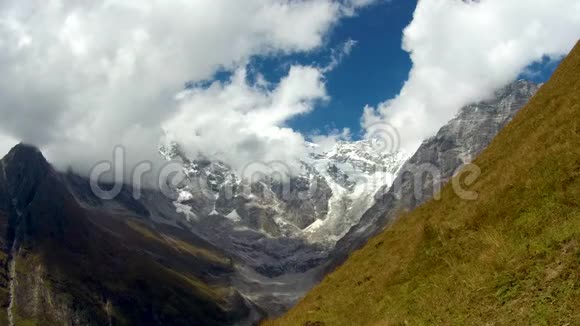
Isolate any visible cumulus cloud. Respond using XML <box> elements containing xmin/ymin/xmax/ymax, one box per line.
<box><xmin>0</xmin><ymin>0</ymin><xmax>372</xmax><ymax>175</ymax></box>
<box><xmin>363</xmin><ymin>0</ymin><xmax>580</xmax><ymax>153</ymax></box>
<box><xmin>163</xmin><ymin>65</ymin><xmax>328</xmax><ymax>174</ymax></box>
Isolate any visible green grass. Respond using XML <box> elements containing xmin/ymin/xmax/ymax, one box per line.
<box><xmin>266</xmin><ymin>42</ymin><xmax>580</xmax><ymax>326</ymax></box>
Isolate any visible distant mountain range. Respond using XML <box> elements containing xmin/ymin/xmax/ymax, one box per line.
<box><xmin>159</xmin><ymin>138</ymin><xmax>408</xmax><ymax>249</ymax></box>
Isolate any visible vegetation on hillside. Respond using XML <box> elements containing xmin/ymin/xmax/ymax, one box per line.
<box><xmin>266</xmin><ymin>42</ymin><xmax>580</xmax><ymax>325</ymax></box>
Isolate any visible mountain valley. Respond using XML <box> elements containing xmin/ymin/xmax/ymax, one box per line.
<box><xmin>0</xmin><ymin>73</ymin><xmax>544</xmax><ymax>325</ymax></box>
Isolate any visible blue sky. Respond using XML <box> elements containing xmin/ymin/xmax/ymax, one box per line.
<box><xmin>250</xmin><ymin>0</ymin><xmax>419</xmax><ymax>139</ymax></box>
<box><xmin>288</xmin><ymin>0</ymin><xmax>417</xmax><ymax>139</ymax></box>
<box><xmin>187</xmin><ymin>0</ymin><xmax>418</xmax><ymax>143</ymax></box>
<box><xmin>248</xmin><ymin>0</ymin><xmax>561</xmax><ymax>141</ymax></box>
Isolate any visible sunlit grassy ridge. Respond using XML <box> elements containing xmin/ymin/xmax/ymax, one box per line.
<box><xmin>266</xmin><ymin>42</ymin><xmax>580</xmax><ymax>326</ymax></box>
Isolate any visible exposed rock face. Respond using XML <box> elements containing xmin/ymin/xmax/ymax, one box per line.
<box><xmin>155</xmin><ymin>139</ymin><xmax>408</xmax><ymax>274</ymax></box>
<box><xmin>328</xmin><ymin>80</ymin><xmax>540</xmax><ymax>272</ymax></box>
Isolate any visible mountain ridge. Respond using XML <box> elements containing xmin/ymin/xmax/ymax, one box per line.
<box><xmin>0</xmin><ymin>144</ymin><xmax>255</xmax><ymax>325</ymax></box>
<box><xmin>324</xmin><ymin>79</ymin><xmax>540</xmax><ymax>275</ymax></box>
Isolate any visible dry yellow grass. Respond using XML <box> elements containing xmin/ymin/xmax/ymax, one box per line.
<box><xmin>126</xmin><ymin>219</ymin><xmax>230</xmax><ymax>266</ymax></box>
<box><xmin>265</xmin><ymin>41</ymin><xmax>580</xmax><ymax>326</ymax></box>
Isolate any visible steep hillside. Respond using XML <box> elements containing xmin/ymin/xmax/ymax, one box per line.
<box><xmin>0</xmin><ymin>145</ymin><xmax>252</xmax><ymax>325</ymax></box>
<box><xmin>266</xmin><ymin>42</ymin><xmax>580</xmax><ymax>325</ymax></box>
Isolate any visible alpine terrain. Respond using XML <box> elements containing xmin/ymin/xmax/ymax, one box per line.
<box><xmin>266</xmin><ymin>42</ymin><xmax>580</xmax><ymax>325</ymax></box>
<box><xmin>0</xmin><ymin>1</ymin><xmax>576</xmax><ymax>326</ymax></box>
<box><xmin>0</xmin><ymin>75</ymin><xmax>542</xmax><ymax>325</ymax></box>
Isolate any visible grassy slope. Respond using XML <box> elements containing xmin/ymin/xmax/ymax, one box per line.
<box><xmin>266</xmin><ymin>42</ymin><xmax>580</xmax><ymax>326</ymax></box>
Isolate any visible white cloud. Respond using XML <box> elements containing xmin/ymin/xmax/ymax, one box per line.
<box><xmin>163</xmin><ymin>65</ymin><xmax>328</xmax><ymax>174</ymax></box>
<box><xmin>0</xmin><ymin>0</ymin><xmax>370</xmax><ymax>173</ymax></box>
<box><xmin>308</xmin><ymin>128</ymin><xmax>352</xmax><ymax>153</ymax></box>
<box><xmin>322</xmin><ymin>39</ymin><xmax>358</xmax><ymax>73</ymax></box>
<box><xmin>363</xmin><ymin>0</ymin><xmax>580</xmax><ymax>153</ymax></box>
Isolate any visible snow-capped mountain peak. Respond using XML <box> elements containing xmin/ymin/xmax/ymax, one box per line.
<box><xmin>159</xmin><ymin>139</ymin><xmax>409</xmax><ymax>248</ymax></box>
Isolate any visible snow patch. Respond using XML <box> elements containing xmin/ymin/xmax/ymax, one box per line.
<box><xmin>226</xmin><ymin>209</ymin><xmax>242</xmax><ymax>222</ymax></box>
<box><xmin>174</xmin><ymin>202</ymin><xmax>198</xmax><ymax>222</ymax></box>
<box><xmin>177</xmin><ymin>190</ymin><xmax>193</xmax><ymax>202</ymax></box>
